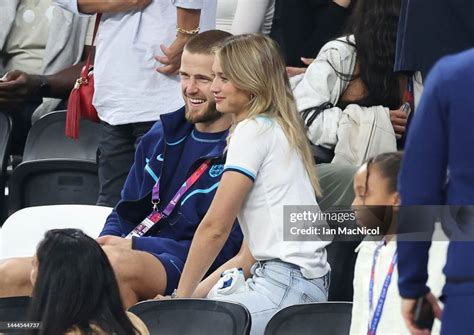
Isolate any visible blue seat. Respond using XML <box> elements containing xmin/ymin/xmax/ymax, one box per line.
<box><xmin>264</xmin><ymin>302</ymin><xmax>352</xmax><ymax>335</ymax></box>
<box><xmin>0</xmin><ymin>296</ymin><xmax>32</xmax><ymax>334</ymax></box>
<box><xmin>128</xmin><ymin>299</ymin><xmax>251</xmax><ymax>335</ymax></box>
<box><xmin>7</xmin><ymin>111</ymin><xmax>100</xmax><ymax>215</ymax></box>
<box><xmin>0</xmin><ymin>112</ymin><xmax>12</xmax><ymax>224</ymax></box>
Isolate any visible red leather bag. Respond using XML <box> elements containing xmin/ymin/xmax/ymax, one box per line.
<box><xmin>65</xmin><ymin>14</ymin><xmax>102</xmax><ymax>139</ymax></box>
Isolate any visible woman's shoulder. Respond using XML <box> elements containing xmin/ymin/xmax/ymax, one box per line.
<box><xmin>317</xmin><ymin>35</ymin><xmax>356</xmax><ymax>59</ymax></box>
<box><xmin>235</xmin><ymin>116</ymin><xmax>275</xmax><ymax>132</ymax></box>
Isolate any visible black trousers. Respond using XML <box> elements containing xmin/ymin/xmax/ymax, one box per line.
<box><xmin>97</xmin><ymin>120</ymin><xmax>155</xmax><ymax>207</ymax></box>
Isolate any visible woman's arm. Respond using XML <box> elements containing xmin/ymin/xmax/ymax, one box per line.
<box><xmin>192</xmin><ymin>240</ymin><xmax>255</xmax><ymax>298</ymax></box>
<box><xmin>176</xmin><ymin>171</ymin><xmax>253</xmax><ymax>298</ymax></box>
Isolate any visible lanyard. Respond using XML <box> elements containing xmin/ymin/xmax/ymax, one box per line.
<box><xmin>126</xmin><ymin>159</ymin><xmax>212</xmax><ymax>239</ymax></box>
<box><xmin>403</xmin><ymin>77</ymin><xmax>414</xmax><ymax>110</ymax></box>
<box><xmin>367</xmin><ymin>241</ymin><xmax>398</xmax><ymax>335</ymax></box>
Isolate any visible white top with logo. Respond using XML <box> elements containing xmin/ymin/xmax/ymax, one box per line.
<box><xmin>224</xmin><ymin>117</ymin><xmax>330</xmax><ymax>279</ymax></box>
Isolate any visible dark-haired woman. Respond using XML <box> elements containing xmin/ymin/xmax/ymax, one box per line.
<box><xmin>28</xmin><ymin>229</ymin><xmax>149</xmax><ymax>335</ymax></box>
<box><xmin>292</xmin><ymin>0</ymin><xmax>422</xmax><ymax>163</ymax></box>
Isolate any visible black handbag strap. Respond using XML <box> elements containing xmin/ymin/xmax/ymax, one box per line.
<box><xmin>301</xmin><ymin>102</ymin><xmax>334</xmax><ymax>128</ymax></box>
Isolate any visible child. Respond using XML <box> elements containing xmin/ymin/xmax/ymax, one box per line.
<box><xmin>350</xmin><ymin>152</ymin><xmax>447</xmax><ymax>335</ymax></box>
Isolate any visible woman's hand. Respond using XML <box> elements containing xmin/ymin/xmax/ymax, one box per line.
<box><xmin>286</xmin><ymin>58</ymin><xmax>314</xmax><ymax>78</ymax></box>
<box><xmin>390</xmin><ymin>103</ymin><xmax>410</xmax><ymax>139</ymax></box>
<box><xmin>154</xmin><ymin>294</ymin><xmax>172</xmax><ymax>300</ymax></box>
<box><xmin>192</xmin><ymin>241</ymin><xmax>255</xmax><ymax>298</ymax></box>
<box><xmin>176</xmin><ymin>172</ymin><xmax>253</xmax><ymax>298</ymax></box>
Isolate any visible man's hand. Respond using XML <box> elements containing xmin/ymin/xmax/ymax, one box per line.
<box><xmin>0</xmin><ymin>70</ymin><xmax>41</xmax><ymax>102</ymax></box>
<box><xmin>286</xmin><ymin>57</ymin><xmax>314</xmax><ymax>78</ymax></box>
<box><xmin>390</xmin><ymin>104</ymin><xmax>410</xmax><ymax>139</ymax></box>
<box><xmin>96</xmin><ymin>235</ymin><xmax>132</xmax><ymax>249</ymax></box>
<box><xmin>401</xmin><ymin>293</ymin><xmax>442</xmax><ymax>335</ymax></box>
<box><xmin>155</xmin><ymin>35</ymin><xmax>190</xmax><ymax>75</ymax></box>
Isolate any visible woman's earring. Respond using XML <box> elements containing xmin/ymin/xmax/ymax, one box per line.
<box><xmin>250</xmin><ymin>94</ymin><xmax>255</xmax><ymax>100</ymax></box>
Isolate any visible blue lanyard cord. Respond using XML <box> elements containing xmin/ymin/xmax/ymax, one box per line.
<box><xmin>367</xmin><ymin>241</ymin><xmax>398</xmax><ymax>335</ymax></box>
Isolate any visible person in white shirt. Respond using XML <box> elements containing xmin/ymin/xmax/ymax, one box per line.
<box><xmin>350</xmin><ymin>152</ymin><xmax>447</xmax><ymax>335</ymax></box>
<box><xmin>164</xmin><ymin>34</ymin><xmax>331</xmax><ymax>335</ymax></box>
<box><xmin>216</xmin><ymin>0</ymin><xmax>275</xmax><ymax>35</ymax></box>
<box><xmin>54</xmin><ymin>0</ymin><xmax>217</xmax><ymax>207</ymax></box>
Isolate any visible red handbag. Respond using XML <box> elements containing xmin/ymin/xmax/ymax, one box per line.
<box><xmin>65</xmin><ymin>14</ymin><xmax>102</xmax><ymax>139</ymax></box>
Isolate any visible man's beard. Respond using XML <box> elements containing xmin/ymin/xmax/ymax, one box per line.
<box><xmin>185</xmin><ymin>101</ymin><xmax>222</xmax><ymax>124</ymax></box>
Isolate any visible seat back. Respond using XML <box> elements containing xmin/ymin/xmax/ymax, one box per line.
<box><xmin>128</xmin><ymin>299</ymin><xmax>251</xmax><ymax>335</ymax></box>
<box><xmin>0</xmin><ymin>205</ymin><xmax>111</xmax><ymax>259</ymax></box>
<box><xmin>0</xmin><ymin>112</ymin><xmax>12</xmax><ymax>223</ymax></box>
<box><xmin>23</xmin><ymin>110</ymin><xmax>99</xmax><ymax>161</ymax></box>
<box><xmin>264</xmin><ymin>302</ymin><xmax>352</xmax><ymax>335</ymax></box>
<box><xmin>7</xmin><ymin>111</ymin><xmax>100</xmax><ymax>215</ymax></box>
<box><xmin>0</xmin><ymin>296</ymin><xmax>32</xmax><ymax>334</ymax></box>
<box><xmin>8</xmin><ymin>160</ymin><xmax>99</xmax><ymax>214</ymax></box>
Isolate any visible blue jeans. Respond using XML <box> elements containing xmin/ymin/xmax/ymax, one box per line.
<box><xmin>213</xmin><ymin>260</ymin><xmax>330</xmax><ymax>335</ymax></box>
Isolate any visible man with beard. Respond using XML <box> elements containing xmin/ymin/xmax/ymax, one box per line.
<box><xmin>0</xmin><ymin>30</ymin><xmax>243</xmax><ymax>308</ymax></box>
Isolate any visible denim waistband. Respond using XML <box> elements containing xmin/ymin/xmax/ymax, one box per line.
<box><xmin>254</xmin><ymin>259</ymin><xmax>302</xmax><ymax>273</ymax></box>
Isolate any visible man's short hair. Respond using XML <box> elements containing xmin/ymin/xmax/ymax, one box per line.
<box><xmin>184</xmin><ymin>30</ymin><xmax>232</xmax><ymax>55</ymax></box>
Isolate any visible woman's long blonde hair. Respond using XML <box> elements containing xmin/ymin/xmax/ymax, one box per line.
<box><xmin>216</xmin><ymin>34</ymin><xmax>321</xmax><ymax>196</ymax></box>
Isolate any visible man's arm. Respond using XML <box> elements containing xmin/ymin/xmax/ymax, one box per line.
<box><xmin>397</xmin><ymin>58</ymin><xmax>448</xmax><ymax>333</ymax></box>
<box><xmin>78</xmin><ymin>0</ymin><xmax>151</xmax><ymax>14</ymax></box>
<box><xmin>0</xmin><ymin>46</ymin><xmax>93</xmax><ymax>102</ymax></box>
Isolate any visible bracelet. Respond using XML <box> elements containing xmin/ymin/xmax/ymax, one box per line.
<box><xmin>171</xmin><ymin>289</ymin><xmax>179</xmax><ymax>299</ymax></box>
<box><xmin>176</xmin><ymin>25</ymin><xmax>200</xmax><ymax>36</ymax></box>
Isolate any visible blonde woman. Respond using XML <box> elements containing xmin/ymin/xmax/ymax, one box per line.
<box><xmin>170</xmin><ymin>34</ymin><xmax>331</xmax><ymax>334</ymax></box>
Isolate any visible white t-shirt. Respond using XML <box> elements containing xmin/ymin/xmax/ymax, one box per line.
<box><xmin>55</xmin><ymin>0</ymin><xmax>217</xmax><ymax>125</ymax></box>
<box><xmin>224</xmin><ymin>117</ymin><xmax>330</xmax><ymax>279</ymax></box>
<box><xmin>216</xmin><ymin>0</ymin><xmax>274</xmax><ymax>35</ymax></box>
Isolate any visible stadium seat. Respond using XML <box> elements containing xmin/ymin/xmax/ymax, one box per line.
<box><xmin>7</xmin><ymin>111</ymin><xmax>100</xmax><ymax>215</ymax></box>
<box><xmin>0</xmin><ymin>296</ymin><xmax>32</xmax><ymax>334</ymax></box>
<box><xmin>0</xmin><ymin>112</ymin><xmax>12</xmax><ymax>224</ymax></box>
<box><xmin>22</xmin><ymin>110</ymin><xmax>99</xmax><ymax>162</ymax></box>
<box><xmin>128</xmin><ymin>299</ymin><xmax>251</xmax><ymax>335</ymax></box>
<box><xmin>0</xmin><ymin>205</ymin><xmax>111</xmax><ymax>259</ymax></box>
<box><xmin>264</xmin><ymin>302</ymin><xmax>352</xmax><ymax>335</ymax></box>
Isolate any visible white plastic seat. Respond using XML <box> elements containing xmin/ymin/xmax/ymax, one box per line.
<box><xmin>0</xmin><ymin>205</ymin><xmax>112</xmax><ymax>259</ymax></box>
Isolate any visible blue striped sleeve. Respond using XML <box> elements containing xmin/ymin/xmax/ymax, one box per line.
<box><xmin>223</xmin><ymin>165</ymin><xmax>256</xmax><ymax>182</ymax></box>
